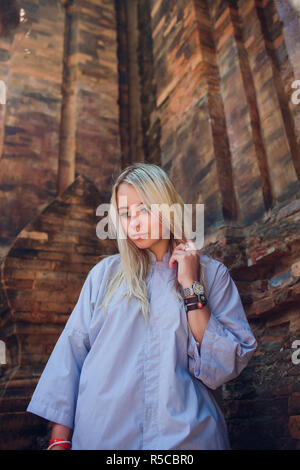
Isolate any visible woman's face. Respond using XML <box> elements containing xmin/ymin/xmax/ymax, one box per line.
<box><xmin>117</xmin><ymin>183</ymin><xmax>167</xmax><ymax>249</ymax></box>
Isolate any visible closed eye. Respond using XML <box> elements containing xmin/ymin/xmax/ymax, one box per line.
<box><xmin>120</xmin><ymin>207</ymin><xmax>149</xmax><ymax>217</ymax></box>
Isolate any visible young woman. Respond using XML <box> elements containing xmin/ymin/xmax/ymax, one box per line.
<box><xmin>27</xmin><ymin>163</ymin><xmax>257</xmax><ymax>450</ymax></box>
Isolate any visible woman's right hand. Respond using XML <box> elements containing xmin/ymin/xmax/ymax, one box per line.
<box><xmin>49</xmin><ymin>422</ymin><xmax>73</xmax><ymax>450</ymax></box>
<box><xmin>50</xmin><ymin>445</ymin><xmax>68</xmax><ymax>450</ymax></box>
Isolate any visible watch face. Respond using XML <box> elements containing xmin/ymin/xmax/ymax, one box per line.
<box><xmin>184</xmin><ymin>287</ymin><xmax>193</xmax><ymax>296</ymax></box>
<box><xmin>193</xmin><ymin>282</ymin><xmax>204</xmax><ymax>295</ymax></box>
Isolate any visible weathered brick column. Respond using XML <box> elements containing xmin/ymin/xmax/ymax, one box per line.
<box><xmin>0</xmin><ymin>175</ymin><xmax>116</xmax><ymax>450</ymax></box>
<box><xmin>203</xmin><ymin>200</ymin><xmax>300</xmax><ymax>449</ymax></box>
<box><xmin>0</xmin><ymin>0</ymin><xmax>121</xmax><ymax>260</ymax></box>
<box><xmin>142</xmin><ymin>0</ymin><xmax>300</xmax><ymax>449</ymax></box>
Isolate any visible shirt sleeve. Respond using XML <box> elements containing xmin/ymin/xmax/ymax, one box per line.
<box><xmin>187</xmin><ymin>261</ymin><xmax>257</xmax><ymax>390</ymax></box>
<box><xmin>26</xmin><ymin>267</ymin><xmax>95</xmax><ymax>429</ymax></box>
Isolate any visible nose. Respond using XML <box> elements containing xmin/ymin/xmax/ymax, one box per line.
<box><xmin>129</xmin><ymin>213</ymin><xmax>141</xmax><ymax>231</ymax></box>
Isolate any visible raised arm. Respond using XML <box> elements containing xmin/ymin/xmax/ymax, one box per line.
<box><xmin>187</xmin><ymin>261</ymin><xmax>257</xmax><ymax>390</ymax></box>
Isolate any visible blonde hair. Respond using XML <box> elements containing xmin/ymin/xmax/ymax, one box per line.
<box><xmin>98</xmin><ymin>163</ymin><xmax>207</xmax><ymax>324</ymax></box>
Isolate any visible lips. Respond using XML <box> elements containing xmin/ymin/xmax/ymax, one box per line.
<box><xmin>132</xmin><ymin>233</ymin><xmax>147</xmax><ymax>239</ymax></box>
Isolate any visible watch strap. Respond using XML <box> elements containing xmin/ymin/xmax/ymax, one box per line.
<box><xmin>183</xmin><ymin>293</ymin><xmax>208</xmax><ymax>311</ymax></box>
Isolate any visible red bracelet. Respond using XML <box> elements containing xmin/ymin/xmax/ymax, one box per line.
<box><xmin>47</xmin><ymin>438</ymin><xmax>72</xmax><ymax>450</ymax></box>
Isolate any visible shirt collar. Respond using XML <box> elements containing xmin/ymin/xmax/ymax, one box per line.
<box><xmin>148</xmin><ymin>250</ymin><xmax>172</xmax><ymax>268</ymax></box>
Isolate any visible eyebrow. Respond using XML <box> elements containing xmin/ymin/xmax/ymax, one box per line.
<box><xmin>118</xmin><ymin>202</ymin><xmax>143</xmax><ymax>211</ymax></box>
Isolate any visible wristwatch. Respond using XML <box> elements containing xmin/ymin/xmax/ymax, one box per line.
<box><xmin>183</xmin><ymin>280</ymin><xmax>205</xmax><ymax>297</ymax></box>
<box><xmin>183</xmin><ymin>281</ymin><xmax>208</xmax><ymax>311</ymax></box>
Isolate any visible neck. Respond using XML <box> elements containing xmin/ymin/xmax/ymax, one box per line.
<box><xmin>149</xmin><ymin>239</ymin><xmax>170</xmax><ymax>261</ymax></box>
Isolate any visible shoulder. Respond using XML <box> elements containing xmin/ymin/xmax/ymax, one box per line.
<box><xmin>200</xmin><ymin>254</ymin><xmax>228</xmax><ymax>272</ymax></box>
<box><xmin>89</xmin><ymin>253</ymin><xmax>121</xmax><ymax>280</ymax></box>
<box><xmin>80</xmin><ymin>253</ymin><xmax>121</xmax><ymax>304</ymax></box>
<box><xmin>199</xmin><ymin>254</ymin><xmax>229</xmax><ymax>296</ymax></box>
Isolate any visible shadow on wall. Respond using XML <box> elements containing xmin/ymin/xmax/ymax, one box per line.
<box><xmin>0</xmin><ymin>0</ymin><xmax>21</xmax><ymax>37</ymax></box>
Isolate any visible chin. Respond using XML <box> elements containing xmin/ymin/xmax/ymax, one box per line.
<box><xmin>131</xmin><ymin>237</ymin><xmax>152</xmax><ymax>248</ymax></box>
<box><xmin>132</xmin><ymin>238</ymin><xmax>149</xmax><ymax>244</ymax></box>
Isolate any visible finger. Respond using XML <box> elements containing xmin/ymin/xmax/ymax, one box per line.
<box><xmin>173</xmin><ymin>243</ymin><xmax>185</xmax><ymax>251</ymax></box>
<box><xmin>188</xmin><ymin>239</ymin><xmax>197</xmax><ymax>250</ymax></box>
<box><xmin>177</xmin><ymin>241</ymin><xmax>194</xmax><ymax>253</ymax></box>
<box><xmin>169</xmin><ymin>251</ymin><xmax>181</xmax><ymax>268</ymax></box>
<box><xmin>185</xmin><ymin>240</ymin><xmax>199</xmax><ymax>254</ymax></box>
<box><xmin>169</xmin><ymin>249</ymin><xmax>187</xmax><ymax>268</ymax></box>
<box><xmin>173</xmin><ymin>242</ymin><xmax>193</xmax><ymax>254</ymax></box>
<box><xmin>169</xmin><ymin>251</ymin><xmax>177</xmax><ymax>268</ymax></box>
<box><xmin>183</xmin><ymin>240</ymin><xmax>196</xmax><ymax>252</ymax></box>
<box><xmin>170</xmin><ymin>242</ymin><xmax>194</xmax><ymax>268</ymax></box>
<box><xmin>171</xmin><ymin>244</ymin><xmax>191</xmax><ymax>263</ymax></box>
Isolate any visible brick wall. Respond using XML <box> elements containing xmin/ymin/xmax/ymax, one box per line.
<box><xmin>0</xmin><ymin>0</ymin><xmax>121</xmax><ymax>261</ymax></box>
<box><xmin>139</xmin><ymin>0</ymin><xmax>300</xmax><ymax>449</ymax></box>
<box><xmin>0</xmin><ymin>175</ymin><xmax>116</xmax><ymax>449</ymax></box>
<box><xmin>0</xmin><ymin>0</ymin><xmax>299</xmax><ymax>450</ymax></box>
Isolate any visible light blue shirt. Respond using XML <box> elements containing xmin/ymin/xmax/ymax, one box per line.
<box><xmin>27</xmin><ymin>251</ymin><xmax>257</xmax><ymax>450</ymax></box>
